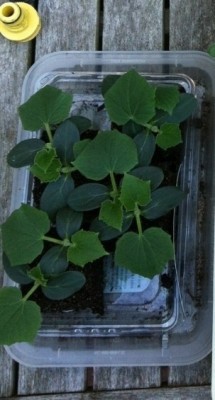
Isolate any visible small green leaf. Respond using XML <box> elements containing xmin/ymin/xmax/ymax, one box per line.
<box><xmin>40</xmin><ymin>246</ymin><xmax>68</xmax><ymax>276</ymax></box>
<box><xmin>101</xmin><ymin>75</ymin><xmax>120</xmax><ymax>96</ymax></box>
<box><xmin>99</xmin><ymin>199</ymin><xmax>123</xmax><ymax>230</ymax></box>
<box><xmin>73</xmin><ymin>139</ymin><xmax>91</xmax><ymax>158</ymax></box>
<box><xmin>42</xmin><ymin>271</ymin><xmax>86</xmax><ymax>300</ymax></box>
<box><xmin>73</xmin><ymin>131</ymin><xmax>138</xmax><ymax>180</ymax></box>
<box><xmin>90</xmin><ymin>215</ymin><xmax>133</xmax><ymax>241</ymax></box>
<box><xmin>67</xmin><ymin>230</ymin><xmax>108</xmax><ymax>267</ymax></box>
<box><xmin>120</xmin><ymin>174</ymin><xmax>151</xmax><ymax>211</ymax></box>
<box><xmin>53</xmin><ymin>119</ymin><xmax>80</xmax><ymax>163</ymax></box>
<box><xmin>157</xmin><ymin>93</ymin><xmax>198</xmax><ymax>125</ymax></box>
<box><xmin>115</xmin><ymin>228</ymin><xmax>174</xmax><ymax>278</ymax></box>
<box><xmin>208</xmin><ymin>43</ymin><xmax>215</xmax><ymax>57</ymax></box>
<box><xmin>0</xmin><ymin>287</ymin><xmax>42</xmax><ymax>345</ymax></box>
<box><xmin>7</xmin><ymin>139</ymin><xmax>45</xmax><ymax>168</ymax></box>
<box><xmin>122</xmin><ymin>120</ymin><xmax>143</xmax><ymax>137</ymax></box>
<box><xmin>56</xmin><ymin>207</ymin><xmax>83</xmax><ymax>239</ymax></box>
<box><xmin>142</xmin><ymin>186</ymin><xmax>186</xmax><ymax>219</ymax></box>
<box><xmin>104</xmin><ymin>70</ymin><xmax>156</xmax><ymax>125</ymax></box>
<box><xmin>28</xmin><ymin>265</ymin><xmax>47</xmax><ymax>286</ymax></box>
<box><xmin>130</xmin><ymin>166</ymin><xmax>164</xmax><ymax>190</ymax></box>
<box><xmin>69</xmin><ymin>116</ymin><xmax>91</xmax><ymax>134</ymax></box>
<box><xmin>155</xmin><ymin>86</ymin><xmax>180</xmax><ymax>115</ymax></box>
<box><xmin>1</xmin><ymin>204</ymin><xmax>50</xmax><ymax>266</ymax></box>
<box><xmin>156</xmin><ymin>123</ymin><xmax>182</xmax><ymax>150</ymax></box>
<box><xmin>67</xmin><ymin>183</ymin><xmax>109</xmax><ymax>211</ymax></box>
<box><xmin>3</xmin><ymin>254</ymin><xmax>33</xmax><ymax>285</ymax></box>
<box><xmin>133</xmin><ymin>132</ymin><xmax>156</xmax><ymax>166</ymax></box>
<box><xmin>30</xmin><ymin>146</ymin><xmax>62</xmax><ymax>182</ymax></box>
<box><xmin>18</xmin><ymin>85</ymin><xmax>72</xmax><ymax>131</ymax></box>
<box><xmin>40</xmin><ymin>175</ymin><xmax>74</xmax><ymax>219</ymax></box>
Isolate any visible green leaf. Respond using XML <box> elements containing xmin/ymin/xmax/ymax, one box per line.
<box><xmin>157</xmin><ymin>93</ymin><xmax>198</xmax><ymax>125</ymax></box>
<box><xmin>53</xmin><ymin>119</ymin><xmax>80</xmax><ymax>163</ymax></box>
<box><xmin>69</xmin><ymin>116</ymin><xmax>91</xmax><ymax>134</ymax></box>
<box><xmin>0</xmin><ymin>287</ymin><xmax>42</xmax><ymax>345</ymax></box>
<box><xmin>99</xmin><ymin>199</ymin><xmax>123</xmax><ymax>230</ymax></box>
<box><xmin>122</xmin><ymin>120</ymin><xmax>143</xmax><ymax>137</ymax></box>
<box><xmin>28</xmin><ymin>265</ymin><xmax>47</xmax><ymax>286</ymax></box>
<box><xmin>104</xmin><ymin>70</ymin><xmax>156</xmax><ymax>125</ymax></box>
<box><xmin>90</xmin><ymin>215</ymin><xmax>133</xmax><ymax>241</ymax></box>
<box><xmin>56</xmin><ymin>207</ymin><xmax>83</xmax><ymax>239</ymax></box>
<box><xmin>30</xmin><ymin>146</ymin><xmax>62</xmax><ymax>182</ymax></box>
<box><xmin>42</xmin><ymin>271</ymin><xmax>86</xmax><ymax>300</ymax></box>
<box><xmin>133</xmin><ymin>132</ymin><xmax>156</xmax><ymax>166</ymax></box>
<box><xmin>156</xmin><ymin>123</ymin><xmax>182</xmax><ymax>150</ymax></box>
<box><xmin>7</xmin><ymin>139</ymin><xmax>45</xmax><ymax>168</ymax></box>
<box><xmin>67</xmin><ymin>183</ymin><xmax>109</xmax><ymax>211</ymax></box>
<box><xmin>40</xmin><ymin>246</ymin><xmax>68</xmax><ymax>276</ymax></box>
<box><xmin>155</xmin><ymin>86</ymin><xmax>180</xmax><ymax>115</ymax></box>
<box><xmin>115</xmin><ymin>228</ymin><xmax>174</xmax><ymax>278</ymax></box>
<box><xmin>208</xmin><ymin>43</ymin><xmax>215</xmax><ymax>57</ymax></box>
<box><xmin>142</xmin><ymin>186</ymin><xmax>186</xmax><ymax>219</ymax></box>
<box><xmin>120</xmin><ymin>174</ymin><xmax>151</xmax><ymax>211</ymax></box>
<box><xmin>1</xmin><ymin>204</ymin><xmax>50</xmax><ymax>266</ymax></box>
<box><xmin>67</xmin><ymin>230</ymin><xmax>108</xmax><ymax>267</ymax></box>
<box><xmin>73</xmin><ymin>130</ymin><xmax>138</xmax><ymax>180</ymax></box>
<box><xmin>3</xmin><ymin>254</ymin><xmax>33</xmax><ymax>285</ymax></box>
<box><xmin>18</xmin><ymin>85</ymin><xmax>72</xmax><ymax>131</ymax></box>
<box><xmin>101</xmin><ymin>75</ymin><xmax>120</xmax><ymax>96</ymax></box>
<box><xmin>73</xmin><ymin>139</ymin><xmax>91</xmax><ymax>158</ymax></box>
<box><xmin>130</xmin><ymin>166</ymin><xmax>164</xmax><ymax>190</ymax></box>
<box><xmin>40</xmin><ymin>175</ymin><xmax>74</xmax><ymax>219</ymax></box>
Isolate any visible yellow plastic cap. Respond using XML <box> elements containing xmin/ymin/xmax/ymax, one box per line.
<box><xmin>0</xmin><ymin>2</ymin><xmax>41</xmax><ymax>42</ymax></box>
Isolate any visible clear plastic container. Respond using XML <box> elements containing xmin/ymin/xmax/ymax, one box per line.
<box><xmin>4</xmin><ymin>51</ymin><xmax>215</xmax><ymax>367</ymax></box>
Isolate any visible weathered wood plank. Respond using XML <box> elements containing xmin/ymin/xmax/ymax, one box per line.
<box><xmin>0</xmin><ymin>1</ymin><xmax>33</xmax><ymax>396</ymax></box>
<box><xmin>2</xmin><ymin>385</ymin><xmax>212</xmax><ymax>400</ymax></box>
<box><xmin>36</xmin><ymin>0</ymin><xmax>100</xmax><ymax>57</ymax></box>
<box><xmin>18</xmin><ymin>367</ymin><xmax>87</xmax><ymax>395</ymax></box>
<box><xmin>93</xmin><ymin>367</ymin><xmax>161</xmax><ymax>390</ymax></box>
<box><xmin>168</xmin><ymin>354</ymin><xmax>211</xmax><ymax>386</ymax></box>
<box><xmin>169</xmin><ymin>0</ymin><xmax>215</xmax><ymax>50</ymax></box>
<box><xmin>102</xmin><ymin>0</ymin><xmax>164</xmax><ymax>50</ymax></box>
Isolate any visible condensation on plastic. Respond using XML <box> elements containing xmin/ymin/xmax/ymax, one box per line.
<box><xmin>4</xmin><ymin>51</ymin><xmax>215</xmax><ymax>367</ymax></box>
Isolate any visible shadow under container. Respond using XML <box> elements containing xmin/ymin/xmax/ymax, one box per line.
<box><xmin>4</xmin><ymin>50</ymin><xmax>215</xmax><ymax>367</ymax></box>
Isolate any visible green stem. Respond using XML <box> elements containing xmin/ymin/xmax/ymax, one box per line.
<box><xmin>110</xmin><ymin>171</ymin><xmax>118</xmax><ymax>196</ymax></box>
<box><xmin>61</xmin><ymin>166</ymin><xmax>77</xmax><ymax>174</ymax></box>
<box><xmin>134</xmin><ymin>204</ymin><xmax>143</xmax><ymax>236</ymax></box>
<box><xmin>23</xmin><ymin>281</ymin><xmax>41</xmax><ymax>302</ymax></box>
<box><xmin>44</xmin><ymin>122</ymin><xmax>53</xmax><ymax>144</ymax></box>
<box><xmin>43</xmin><ymin>235</ymin><xmax>64</xmax><ymax>246</ymax></box>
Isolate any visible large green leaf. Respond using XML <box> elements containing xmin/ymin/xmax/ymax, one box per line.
<box><xmin>56</xmin><ymin>207</ymin><xmax>83</xmax><ymax>239</ymax></box>
<box><xmin>73</xmin><ymin>139</ymin><xmax>91</xmax><ymax>158</ymax></box>
<box><xmin>7</xmin><ymin>139</ymin><xmax>45</xmax><ymax>168</ymax></box>
<box><xmin>1</xmin><ymin>204</ymin><xmax>50</xmax><ymax>266</ymax></box>
<box><xmin>99</xmin><ymin>199</ymin><xmax>123</xmax><ymax>230</ymax></box>
<box><xmin>67</xmin><ymin>230</ymin><xmax>108</xmax><ymax>267</ymax></box>
<box><xmin>130</xmin><ymin>166</ymin><xmax>164</xmax><ymax>190</ymax></box>
<box><xmin>40</xmin><ymin>246</ymin><xmax>68</xmax><ymax>276</ymax></box>
<box><xmin>115</xmin><ymin>228</ymin><xmax>174</xmax><ymax>278</ymax></box>
<box><xmin>142</xmin><ymin>186</ymin><xmax>186</xmax><ymax>219</ymax></box>
<box><xmin>0</xmin><ymin>287</ymin><xmax>41</xmax><ymax>345</ymax></box>
<box><xmin>133</xmin><ymin>132</ymin><xmax>156</xmax><ymax>166</ymax></box>
<box><xmin>120</xmin><ymin>174</ymin><xmax>151</xmax><ymax>211</ymax></box>
<box><xmin>53</xmin><ymin>119</ymin><xmax>80</xmax><ymax>164</ymax></box>
<box><xmin>155</xmin><ymin>86</ymin><xmax>180</xmax><ymax>114</ymax></box>
<box><xmin>73</xmin><ymin>130</ymin><xmax>138</xmax><ymax>180</ymax></box>
<box><xmin>30</xmin><ymin>146</ymin><xmax>62</xmax><ymax>182</ymax></box>
<box><xmin>42</xmin><ymin>271</ymin><xmax>86</xmax><ymax>300</ymax></box>
<box><xmin>101</xmin><ymin>75</ymin><xmax>120</xmax><ymax>96</ymax></box>
<box><xmin>156</xmin><ymin>123</ymin><xmax>182</xmax><ymax>150</ymax></box>
<box><xmin>104</xmin><ymin>70</ymin><xmax>156</xmax><ymax>125</ymax></box>
<box><xmin>90</xmin><ymin>215</ymin><xmax>133</xmax><ymax>241</ymax></box>
<box><xmin>69</xmin><ymin>116</ymin><xmax>91</xmax><ymax>134</ymax></box>
<box><xmin>3</xmin><ymin>254</ymin><xmax>33</xmax><ymax>285</ymax></box>
<box><xmin>18</xmin><ymin>85</ymin><xmax>72</xmax><ymax>131</ymax></box>
<box><xmin>67</xmin><ymin>183</ymin><xmax>109</xmax><ymax>211</ymax></box>
<box><xmin>122</xmin><ymin>120</ymin><xmax>143</xmax><ymax>137</ymax></box>
<box><xmin>40</xmin><ymin>175</ymin><xmax>74</xmax><ymax>219</ymax></box>
<box><xmin>157</xmin><ymin>93</ymin><xmax>198</xmax><ymax>125</ymax></box>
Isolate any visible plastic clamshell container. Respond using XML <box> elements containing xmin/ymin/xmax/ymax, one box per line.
<box><xmin>4</xmin><ymin>51</ymin><xmax>215</xmax><ymax>367</ymax></box>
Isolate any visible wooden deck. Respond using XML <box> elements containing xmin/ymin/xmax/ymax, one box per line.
<box><xmin>0</xmin><ymin>1</ymin><xmax>214</xmax><ymax>398</ymax></box>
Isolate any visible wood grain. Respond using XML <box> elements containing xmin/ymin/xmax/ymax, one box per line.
<box><xmin>168</xmin><ymin>354</ymin><xmax>211</xmax><ymax>386</ymax></box>
<box><xmin>169</xmin><ymin>0</ymin><xmax>215</xmax><ymax>50</ymax></box>
<box><xmin>102</xmin><ymin>0</ymin><xmax>164</xmax><ymax>50</ymax></box>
